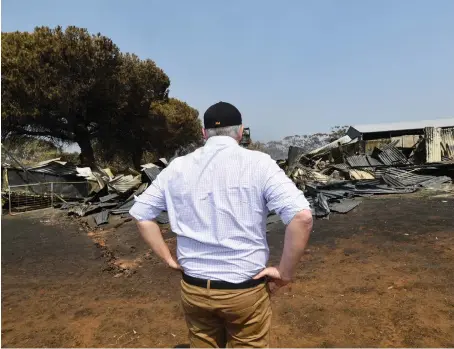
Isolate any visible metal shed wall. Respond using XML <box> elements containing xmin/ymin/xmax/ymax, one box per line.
<box><xmin>441</xmin><ymin>127</ymin><xmax>454</xmax><ymax>160</ymax></box>
<box><xmin>425</xmin><ymin>127</ymin><xmax>442</xmax><ymax>163</ymax></box>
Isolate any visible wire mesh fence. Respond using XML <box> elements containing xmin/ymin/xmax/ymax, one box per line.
<box><xmin>8</xmin><ymin>182</ymin><xmax>89</xmax><ymax>215</ymax></box>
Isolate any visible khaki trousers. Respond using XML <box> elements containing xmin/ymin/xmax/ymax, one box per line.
<box><xmin>180</xmin><ymin>280</ymin><xmax>272</xmax><ymax>348</ymax></box>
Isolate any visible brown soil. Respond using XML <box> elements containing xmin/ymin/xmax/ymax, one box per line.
<box><xmin>2</xmin><ymin>196</ymin><xmax>454</xmax><ymax>347</ymax></box>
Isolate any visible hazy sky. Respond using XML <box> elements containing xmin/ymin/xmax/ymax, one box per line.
<box><xmin>3</xmin><ymin>0</ymin><xmax>454</xmax><ymax>142</ymax></box>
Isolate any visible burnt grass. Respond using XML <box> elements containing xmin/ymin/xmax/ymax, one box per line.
<box><xmin>2</xmin><ymin>195</ymin><xmax>454</xmax><ymax>347</ymax></box>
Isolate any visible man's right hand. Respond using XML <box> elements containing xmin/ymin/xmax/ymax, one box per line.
<box><xmin>253</xmin><ymin>267</ymin><xmax>291</xmax><ymax>294</ymax></box>
<box><xmin>167</xmin><ymin>258</ymin><xmax>182</xmax><ymax>271</ymax></box>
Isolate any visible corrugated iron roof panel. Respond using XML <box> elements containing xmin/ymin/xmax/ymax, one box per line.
<box><xmin>329</xmin><ymin>199</ymin><xmax>361</xmax><ymax>213</ymax></box>
<box><xmin>346</xmin><ymin>155</ymin><xmax>383</xmax><ymax>168</ymax></box>
<box><xmin>441</xmin><ymin>127</ymin><xmax>454</xmax><ymax>160</ymax></box>
<box><xmin>109</xmin><ymin>175</ymin><xmax>141</xmax><ymax>193</ymax></box>
<box><xmin>383</xmin><ymin>168</ymin><xmax>451</xmax><ymax>188</ymax></box>
<box><xmin>331</xmin><ymin>163</ymin><xmax>350</xmax><ymax>171</ymax></box>
<box><xmin>378</xmin><ymin>143</ymin><xmax>411</xmax><ymax>165</ymax></box>
<box><xmin>99</xmin><ymin>193</ymin><xmax>119</xmax><ymax>202</ymax></box>
<box><xmin>425</xmin><ymin>127</ymin><xmax>442</xmax><ymax>163</ymax></box>
<box><xmin>307</xmin><ymin>135</ymin><xmax>354</xmax><ymax>156</ymax></box>
<box><xmin>143</xmin><ymin>166</ymin><xmax>161</xmax><ymax>182</ymax></box>
<box><xmin>94</xmin><ymin>210</ymin><xmax>110</xmax><ymax>226</ymax></box>
<box><xmin>28</xmin><ymin>162</ymin><xmax>78</xmax><ymax>176</ymax></box>
<box><xmin>351</xmin><ymin>118</ymin><xmax>454</xmax><ymax>134</ymax></box>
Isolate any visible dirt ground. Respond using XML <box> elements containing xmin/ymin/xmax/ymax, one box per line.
<box><xmin>2</xmin><ymin>195</ymin><xmax>454</xmax><ymax>347</ymax></box>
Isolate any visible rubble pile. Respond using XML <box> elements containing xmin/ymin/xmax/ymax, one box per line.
<box><xmin>5</xmin><ymin>134</ymin><xmax>452</xmax><ymax>225</ymax></box>
<box><xmin>55</xmin><ymin>137</ymin><xmax>452</xmax><ymax>226</ymax></box>
<box><xmin>57</xmin><ymin>158</ymin><xmax>170</xmax><ymax>227</ymax></box>
<box><xmin>280</xmin><ymin>139</ymin><xmax>453</xmax><ymax>219</ymax></box>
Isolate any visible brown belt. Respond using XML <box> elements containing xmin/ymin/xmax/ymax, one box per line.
<box><xmin>182</xmin><ymin>273</ymin><xmax>266</xmax><ymax>290</ymax></box>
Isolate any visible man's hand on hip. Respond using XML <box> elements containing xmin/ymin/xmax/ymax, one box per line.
<box><xmin>166</xmin><ymin>257</ymin><xmax>182</xmax><ymax>271</ymax></box>
<box><xmin>253</xmin><ymin>267</ymin><xmax>291</xmax><ymax>294</ymax></box>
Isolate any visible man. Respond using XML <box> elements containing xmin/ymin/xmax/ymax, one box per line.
<box><xmin>129</xmin><ymin>101</ymin><xmax>313</xmax><ymax>348</ymax></box>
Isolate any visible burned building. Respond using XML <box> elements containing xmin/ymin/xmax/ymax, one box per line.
<box><xmin>347</xmin><ymin>118</ymin><xmax>454</xmax><ymax>162</ymax></box>
<box><xmin>280</xmin><ymin>118</ymin><xmax>454</xmax><ymax>219</ymax></box>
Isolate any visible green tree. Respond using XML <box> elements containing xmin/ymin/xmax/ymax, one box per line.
<box><xmin>151</xmin><ymin>98</ymin><xmax>203</xmax><ymax>158</ymax></box>
<box><xmin>1</xmin><ymin>26</ymin><xmax>122</xmax><ymax>165</ymax></box>
<box><xmin>2</xmin><ymin>26</ymin><xmax>201</xmax><ymax>169</ymax></box>
<box><xmin>96</xmin><ymin>53</ymin><xmax>171</xmax><ymax>169</ymax></box>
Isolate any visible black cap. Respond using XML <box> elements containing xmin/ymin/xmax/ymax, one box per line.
<box><xmin>204</xmin><ymin>102</ymin><xmax>242</xmax><ymax>129</ymax></box>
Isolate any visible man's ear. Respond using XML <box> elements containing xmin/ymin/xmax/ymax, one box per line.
<box><xmin>202</xmin><ymin>128</ymin><xmax>208</xmax><ymax>140</ymax></box>
<box><xmin>238</xmin><ymin>125</ymin><xmax>244</xmax><ymax>140</ymax></box>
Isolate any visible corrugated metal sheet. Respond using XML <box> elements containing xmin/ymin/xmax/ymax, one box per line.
<box><xmin>94</xmin><ymin>210</ymin><xmax>110</xmax><ymax>226</ymax></box>
<box><xmin>291</xmin><ymin>167</ymin><xmax>331</xmax><ymax>183</ymax></box>
<box><xmin>109</xmin><ymin>175</ymin><xmax>141</xmax><ymax>193</ymax></box>
<box><xmin>418</xmin><ymin>176</ymin><xmax>453</xmax><ymax>188</ymax></box>
<box><xmin>329</xmin><ymin>199</ymin><xmax>361</xmax><ymax>213</ymax></box>
<box><xmin>28</xmin><ymin>162</ymin><xmax>78</xmax><ymax>176</ymax></box>
<box><xmin>60</xmin><ymin>202</ymin><xmax>78</xmax><ymax>210</ymax></box>
<box><xmin>353</xmin><ymin>186</ymin><xmax>416</xmax><ymax>194</ymax></box>
<box><xmin>383</xmin><ymin>168</ymin><xmax>451</xmax><ymax>187</ymax></box>
<box><xmin>355</xmin><ymin>179</ymin><xmax>382</xmax><ymax>187</ymax></box>
<box><xmin>349</xmin><ymin>169</ymin><xmax>375</xmax><ymax>180</ymax></box>
<box><xmin>143</xmin><ymin>166</ymin><xmax>161</xmax><ymax>182</ymax></box>
<box><xmin>307</xmin><ymin>135</ymin><xmax>354</xmax><ymax>156</ymax></box>
<box><xmin>374</xmin><ymin>168</ymin><xmax>386</xmax><ymax>178</ymax></box>
<box><xmin>331</xmin><ymin>163</ymin><xmax>350</xmax><ymax>171</ymax></box>
<box><xmin>111</xmin><ymin>200</ymin><xmax>134</xmax><ymax>215</ymax></box>
<box><xmin>111</xmin><ymin>183</ymin><xmax>148</xmax><ymax>214</ymax></box>
<box><xmin>29</xmin><ymin>158</ymin><xmax>67</xmax><ymax>168</ymax></box>
<box><xmin>314</xmin><ymin>192</ymin><xmax>330</xmax><ymax>217</ymax></box>
<box><xmin>441</xmin><ymin>127</ymin><xmax>454</xmax><ymax>160</ymax></box>
<box><xmin>346</xmin><ymin>155</ymin><xmax>383</xmax><ymax>168</ymax></box>
<box><xmin>350</xmin><ymin>118</ymin><xmax>454</xmax><ymax>134</ymax></box>
<box><xmin>425</xmin><ymin>127</ymin><xmax>442</xmax><ymax>163</ymax></box>
<box><xmin>392</xmin><ymin>135</ymin><xmax>421</xmax><ymax>148</ymax></box>
<box><xmin>99</xmin><ymin>202</ymin><xmax>117</xmax><ymax>208</ymax></box>
<box><xmin>68</xmin><ymin>203</ymin><xmax>101</xmax><ymax>217</ymax></box>
<box><xmin>365</xmin><ymin>136</ymin><xmax>420</xmax><ymax>153</ymax></box>
<box><xmin>378</xmin><ymin>143</ymin><xmax>410</xmax><ymax>165</ymax></box>
<box><xmin>99</xmin><ymin>193</ymin><xmax>119</xmax><ymax>202</ymax></box>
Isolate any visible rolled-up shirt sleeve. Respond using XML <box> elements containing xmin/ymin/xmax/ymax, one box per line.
<box><xmin>129</xmin><ymin>169</ymin><xmax>168</xmax><ymax>221</ymax></box>
<box><xmin>262</xmin><ymin>159</ymin><xmax>311</xmax><ymax>225</ymax></box>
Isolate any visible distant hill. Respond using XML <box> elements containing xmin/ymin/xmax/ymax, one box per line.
<box><xmin>258</xmin><ymin>133</ymin><xmax>331</xmax><ymax>160</ymax></box>
<box><xmin>250</xmin><ymin>126</ymin><xmax>349</xmax><ymax>160</ymax></box>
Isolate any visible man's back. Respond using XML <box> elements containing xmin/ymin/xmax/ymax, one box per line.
<box><xmin>131</xmin><ymin>135</ymin><xmax>310</xmax><ymax>283</ymax></box>
<box><xmin>165</xmin><ymin>136</ymin><xmax>272</xmax><ymax>282</ymax></box>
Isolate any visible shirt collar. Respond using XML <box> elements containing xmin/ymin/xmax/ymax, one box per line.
<box><xmin>205</xmin><ymin>136</ymin><xmax>239</xmax><ymax>147</ymax></box>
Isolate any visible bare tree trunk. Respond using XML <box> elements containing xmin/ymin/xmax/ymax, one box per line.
<box><xmin>132</xmin><ymin>147</ymin><xmax>143</xmax><ymax>171</ymax></box>
<box><xmin>75</xmin><ymin>130</ymin><xmax>96</xmax><ymax>166</ymax></box>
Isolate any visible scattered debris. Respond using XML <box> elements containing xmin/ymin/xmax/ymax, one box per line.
<box><xmin>142</xmin><ymin>165</ymin><xmax>162</xmax><ymax>182</ymax></box>
<box><xmin>55</xmin><ymin>159</ymin><xmax>170</xmax><ymax>226</ymax></box>
<box><xmin>4</xmin><ymin>120</ymin><xmax>453</xmax><ymax>224</ymax></box>
<box><xmin>99</xmin><ymin>193</ymin><xmax>119</xmax><ymax>203</ymax></box>
<box><xmin>329</xmin><ymin>199</ymin><xmax>362</xmax><ymax>214</ymax></box>
<box><xmin>281</xmin><ymin>128</ymin><xmax>453</xmax><ymax>218</ymax></box>
<box><xmin>93</xmin><ymin>210</ymin><xmax>110</xmax><ymax>226</ymax></box>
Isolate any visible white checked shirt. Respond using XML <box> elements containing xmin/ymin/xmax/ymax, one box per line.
<box><xmin>129</xmin><ymin>136</ymin><xmax>310</xmax><ymax>283</ymax></box>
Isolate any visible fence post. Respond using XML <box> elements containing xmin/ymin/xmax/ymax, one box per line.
<box><xmin>50</xmin><ymin>182</ymin><xmax>54</xmax><ymax>208</ymax></box>
<box><xmin>8</xmin><ymin>187</ymin><xmax>12</xmax><ymax>215</ymax></box>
